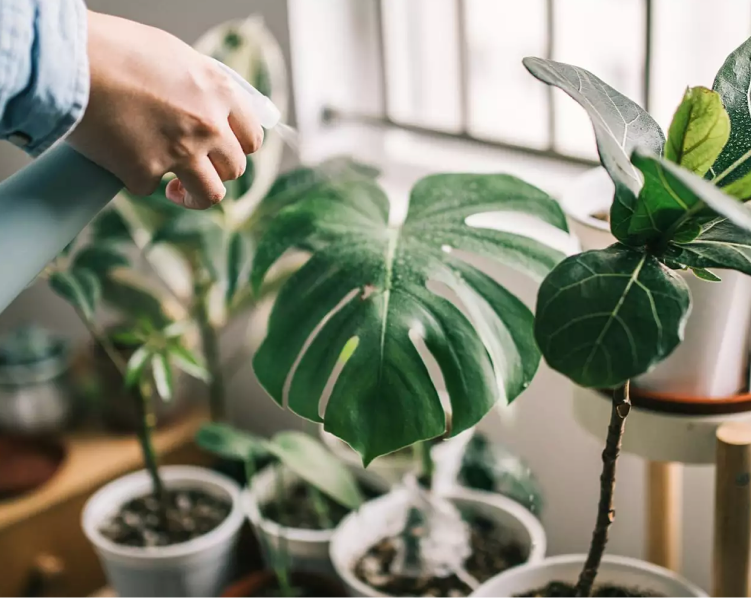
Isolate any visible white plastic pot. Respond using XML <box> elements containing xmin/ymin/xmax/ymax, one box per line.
<box><xmin>244</xmin><ymin>465</ymin><xmax>390</xmax><ymax>576</ymax></box>
<box><xmin>470</xmin><ymin>554</ymin><xmax>706</xmax><ymax>597</ymax></box>
<box><xmin>82</xmin><ymin>466</ymin><xmax>244</xmax><ymax>597</ymax></box>
<box><xmin>560</xmin><ymin>167</ymin><xmax>751</xmax><ymax>399</ymax></box>
<box><xmin>330</xmin><ymin>486</ymin><xmax>546</xmax><ymax>597</ymax></box>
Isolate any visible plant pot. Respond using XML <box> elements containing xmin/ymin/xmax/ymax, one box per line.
<box><xmin>573</xmin><ymin>385</ymin><xmax>751</xmax><ymax>464</ymax></box>
<box><xmin>469</xmin><ymin>554</ymin><xmax>706</xmax><ymax>597</ymax></box>
<box><xmin>561</xmin><ymin>167</ymin><xmax>751</xmax><ymax>399</ymax></box>
<box><xmin>244</xmin><ymin>465</ymin><xmax>389</xmax><ymax>576</ymax></box>
<box><xmin>329</xmin><ymin>486</ymin><xmax>546</xmax><ymax>597</ymax></box>
<box><xmin>223</xmin><ymin>570</ymin><xmax>347</xmax><ymax>597</ymax></box>
<box><xmin>82</xmin><ymin>466</ymin><xmax>244</xmax><ymax>597</ymax></box>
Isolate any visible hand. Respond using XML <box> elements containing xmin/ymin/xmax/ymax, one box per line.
<box><xmin>68</xmin><ymin>11</ymin><xmax>263</xmax><ymax>209</ymax></box>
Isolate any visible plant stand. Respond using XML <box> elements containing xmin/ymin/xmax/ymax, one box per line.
<box><xmin>572</xmin><ymin>386</ymin><xmax>751</xmax><ymax>593</ymax></box>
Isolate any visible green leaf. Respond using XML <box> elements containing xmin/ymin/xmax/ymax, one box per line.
<box><xmin>99</xmin><ymin>276</ymin><xmax>170</xmax><ymax>328</ymax></box>
<box><xmin>195</xmin><ymin>422</ymin><xmax>269</xmax><ymax>462</ymax></box>
<box><xmin>523</xmin><ymin>57</ymin><xmax>665</xmax><ymax>242</ymax></box>
<box><xmin>711</xmin><ymin>37</ymin><xmax>751</xmax><ymax>185</ymax></box>
<box><xmin>151</xmin><ymin>353</ymin><xmax>174</xmax><ymax>401</ymax></box>
<box><xmin>665</xmin><ymin>87</ymin><xmax>730</xmax><ymax>176</ymax></box>
<box><xmin>691</xmin><ymin>267</ymin><xmax>721</xmax><ymax>282</ymax></box>
<box><xmin>110</xmin><ymin>330</ymin><xmax>145</xmax><ymax>346</ymax></box>
<box><xmin>91</xmin><ymin>209</ymin><xmax>132</xmax><ymax>244</ymax></box>
<box><xmin>664</xmin><ymin>218</ymin><xmax>751</xmax><ymax>276</ymax></box>
<box><xmin>72</xmin><ymin>246</ymin><xmax>130</xmax><ymax>274</ymax></box>
<box><xmin>168</xmin><ymin>345</ymin><xmax>210</xmax><ymax>382</ymax></box>
<box><xmin>49</xmin><ymin>269</ymin><xmax>101</xmax><ymax>320</ymax></box>
<box><xmin>628</xmin><ymin>150</ymin><xmax>751</xmax><ymax>242</ymax></box>
<box><xmin>535</xmin><ymin>245</ymin><xmax>691</xmax><ymax>388</ymax></box>
<box><xmin>125</xmin><ymin>346</ymin><xmax>152</xmax><ymax>389</ymax></box>
<box><xmin>268</xmin><ymin>431</ymin><xmax>363</xmax><ymax>509</ymax></box>
<box><xmin>225</xmin><ymin>231</ymin><xmax>249</xmax><ymax>303</ymax></box>
<box><xmin>252</xmin><ymin>173</ymin><xmax>568</xmax><ymax>463</ymax></box>
<box><xmin>720</xmin><ymin>171</ymin><xmax>751</xmax><ymax>200</ymax></box>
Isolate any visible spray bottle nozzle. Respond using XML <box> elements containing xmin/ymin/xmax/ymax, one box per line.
<box><xmin>211</xmin><ymin>58</ymin><xmax>281</xmax><ymax>129</ymax></box>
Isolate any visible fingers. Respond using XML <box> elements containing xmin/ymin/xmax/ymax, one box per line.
<box><xmin>208</xmin><ymin>127</ymin><xmax>247</xmax><ymax>181</ymax></box>
<box><xmin>169</xmin><ymin>156</ymin><xmax>226</xmax><ymax>209</ymax></box>
<box><xmin>228</xmin><ymin>88</ymin><xmax>264</xmax><ymax>155</ymax></box>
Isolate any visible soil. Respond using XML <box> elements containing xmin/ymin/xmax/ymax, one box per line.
<box><xmin>261</xmin><ymin>480</ymin><xmax>383</xmax><ymax>530</ymax></box>
<box><xmin>517</xmin><ymin>581</ymin><xmax>660</xmax><ymax>597</ymax></box>
<box><xmin>354</xmin><ymin>514</ymin><xmax>526</xmax><ymax>597</ymax></box>
<box><xmin>98</xmin><ymin>488</ymin><xmax>232</xmax><ymax>547</ymax></box>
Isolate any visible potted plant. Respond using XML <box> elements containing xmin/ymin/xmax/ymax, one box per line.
<box><xmin>247</xmin><ymin>168</ymin><xmax>571</xmax><ymax>595</ymax></box>
<box><xmin>43</xmin><ymin>18</ymin><xmax>298</xmax><ymax>597</ymax></box>
<box><xmin>472</xmin><ymin>46</ymin><xmax>751</xmax><ymax>596</ymax></box>
<box><xmin>196</xmin><ymin>423</ymin><xmax>375</xmax><ymax>594</ymax></box>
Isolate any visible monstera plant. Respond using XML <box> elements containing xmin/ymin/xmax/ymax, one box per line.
<box><xmin>525</xmin><ymin>35</ymin><xmax>751</xmax><ymax>595</ymax></box>
<box><xmin>251</xmin><ymin>171</ymin><xmax>569</xmax><ymax>462</ymax></box>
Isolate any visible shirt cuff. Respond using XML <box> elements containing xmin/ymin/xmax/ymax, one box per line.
<box><xmin>1</xmin><ymin>0</ymin><xmax>90</xmax><ymax>156</ymax></box>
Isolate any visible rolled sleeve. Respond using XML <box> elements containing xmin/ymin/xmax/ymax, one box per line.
<box><xmin>0</xmin><ymin>0</ymin><xmax>89</xmax><ymax>156</ymax></box>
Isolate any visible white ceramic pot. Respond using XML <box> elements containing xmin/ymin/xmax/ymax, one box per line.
<box><xmin>244</xmin><ymin>465</ymin><xmax>389</xmax><ymax>576</ymax></box>
<box><xmin>330</xmin><ymin>486</ymin><xmax>546</xmax><ymax>597</ymax></box>
<box><xmin>470</xmin><ymin>554</ymin><xmax>706</xmax><ymax>597</ymax></box>
<box><xmin>561</xmin><ymin>167</ymin><xmax>751</xmax><ymax>399</ymax></box>
<box><xmin>82</xmin><ymin>466</ymin><xmax>244</xmax><ymax>597</ymax></box>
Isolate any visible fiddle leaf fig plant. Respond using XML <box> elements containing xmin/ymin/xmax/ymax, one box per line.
<box><xmin>526</xmin><ymin>34</ymin><xmax>751</xmax><ymax>595</ymax></box>
<box><xmin>251</xmin><ymin>173</ymin><xmax>569</xmax><ymax>463</ymax></box>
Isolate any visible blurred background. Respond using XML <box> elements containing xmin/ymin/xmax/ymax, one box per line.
<box><xmin>2</xmin><ymin>0</ymin><xmax>750</xmax><ymax>594</ymax></box>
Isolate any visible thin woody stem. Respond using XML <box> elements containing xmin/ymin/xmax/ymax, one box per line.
<box><xmin>575</xmin><ymin>381</ymin><xmax>631</xmax><ymax>597</ymax></box>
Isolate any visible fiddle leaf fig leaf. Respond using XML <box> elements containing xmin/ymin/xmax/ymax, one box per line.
<box><xmin>252</xmin><ymin>173</ymin><xmax>569</xmax><ymax>463</ymax></box>
<box><xmin>535</xmin><ymin>245</ymin><xmax>691</xmax><ymax>388</ymax></box>
<box><xmin>91</xmin><ymin>208</ymin><xmax>132</xmax><ymax>244</ymax></box>
<box><xmin>151</xmin><ymin>353</ymin><xmax>174</xmax><ymax>401</ymax></box>
<box><xmin>691</xmin><ymin>267</ymin><xmax>721</xmax><ymax>282</ymax></box>
<box><xmin>523</xmin><ymin>57</ymin><xmax>665</xmax><ymax>242</ymax></box>
<box><xmin>49</xmin><ymin>268</ymin><xmax>101</xmax><ymax>321</ymax></box>
<box><xmin>268</xmin><ymin>431</ymin><xmax>363</xmax><ymax>509</ymax></box>
<box><xmin>720</xmin><ymin>171</ymin><xmax>751</xmax><ymax>200</ymax></box>
<box><xmin>711</xmin><ymin>37</ymin><xmax>751</xmax><ymax>185</ymax></box>
<box><xmin>196</xmin><ymin>422</ymin><xmax>269</xmax><ymax>463</ymax></box>
<box><xmin>663</xmin><ymin>218</ymin><xmax>751</xmax><ymax>276</ymax></box>
<box><xmin>72</xmin><ymin>245</ymin><xmax>130</xmax><ymax>274</ymax></box>
<box><xmin>665</xmin><ymin>87</ymin><xmax>730</xmax><ymax>176</ymax></box>
<box><xmin>628</xmin><ymin>150</ymin><xmax>751</xmax><ymax>243</ymax></box>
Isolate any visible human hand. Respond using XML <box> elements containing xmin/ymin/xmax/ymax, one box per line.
<box><xmin>68</xmin><ymin>11</ymin><xmax>263</xmax><ymax>209</ymax></box>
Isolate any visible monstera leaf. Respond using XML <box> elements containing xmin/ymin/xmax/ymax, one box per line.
<box><xmin>523</xmin><ymin>57</ymin><xmax>665</xmax><ymax>242</ymax></box>
<box><xmin>251</xmin><ymin>172</ymin><xmax>569</xmax><ymax>463</ymax></box>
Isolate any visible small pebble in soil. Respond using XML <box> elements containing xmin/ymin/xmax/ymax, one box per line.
<box><xmin>354</xmin><ymin>515</ymin><xmax>526</xmax><ymax>597</ymax></box>
<box><xmin>98</xmin><ymin>488</ymin><xmax>231</xmax><ymax>547</ymax></box>
<box><xmin>261</xmin><ymin>480</ymin><xmax>382</xmax><ymax>530</ymax></box>
<box><xmin>516</xmin><ymin>581</ymin><xmax>661</xmax><ymax>597</ymax></box>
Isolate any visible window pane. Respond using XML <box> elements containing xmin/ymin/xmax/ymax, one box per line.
<box><xmin>466</xmin><ymin>0</ymin><xmax>549</xmax><ymax>148</ymax></box>
<box><xmin>382</xmin><ymin>0</ymin><xmax>462</xmax><ymax>131</ymax></box>
<box><xmin>553</xmin><ymin>0</ymin><xmax>646</xmax><ymax>159</ymax></box>
<box><xmin>650</xmin><ymin>0</ymin><xmax>751</xmax><ymax>132</ymax></box>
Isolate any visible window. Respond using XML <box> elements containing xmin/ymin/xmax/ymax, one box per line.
<box><xmin>290</xmin><ymin>0</ymin><xmax>751</xmax><ymax>165</ymax></box>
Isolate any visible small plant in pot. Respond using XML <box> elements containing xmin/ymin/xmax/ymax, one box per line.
<box><xmin>470</xmin><ymin>43</ymin><xmax>751</xmax><ymax>597</ymax></box>
<box><xmin>247</xmin><ymin>168</ymin><xmax>570</xmax><ymax>595</ymax></box>
<box><xmin>195</xmin><ymin>423</ymin><xmax>372</xmax><ymax>596</ymax></box>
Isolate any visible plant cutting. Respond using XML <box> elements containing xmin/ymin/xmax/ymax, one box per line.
<box><xmin>196</xmin><ymin>423</ymin><xmax>374</xmax><ymax>595</ymax></box>
<box><xmin>475</xmin><ymin>40</ymin><xmax>751</xmax><ymax>597</ymax></box>
<box><xmin>248</xmin><ymin>166</ymin><xmax>567</xmax><ymax>594</ymax></box>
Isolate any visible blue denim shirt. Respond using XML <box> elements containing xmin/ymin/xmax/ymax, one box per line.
<box><xmin>0</xmin><ymin>0</ymin><xmax>88</xmax><ymax>156</ymax></box>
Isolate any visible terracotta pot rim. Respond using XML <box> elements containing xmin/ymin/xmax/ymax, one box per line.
<box><xmin>600</xmin><ymin>386</ymin><xmax>751</xmax><ymax>416</ymax></box>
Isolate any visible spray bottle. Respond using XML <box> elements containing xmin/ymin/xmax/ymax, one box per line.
<box><xmin>0</xmin><ymin>60</ymin><xmax>282</xmax><ymax>314</ymax></box>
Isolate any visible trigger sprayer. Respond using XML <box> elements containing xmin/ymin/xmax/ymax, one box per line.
<box><xmin>0</xmin><ymin>59</ymin><xmax>281</xmax><ymax>314</ymax></box>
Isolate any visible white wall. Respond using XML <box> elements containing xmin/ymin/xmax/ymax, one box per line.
<box><xmin>0</xmin><ymin>1</ymin><xmax>717</xmax><ymax>593</ymax></box>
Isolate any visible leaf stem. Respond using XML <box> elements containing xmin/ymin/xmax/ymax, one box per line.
<box><xmin>575</xmin><ymin>381</ymin><xmax>631</xmax><ymax>597</ymax></box>
<box><xmin>193</xmin><ymin>276</ymin><xmax>226</xmax><ymax>422</ymax></box>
